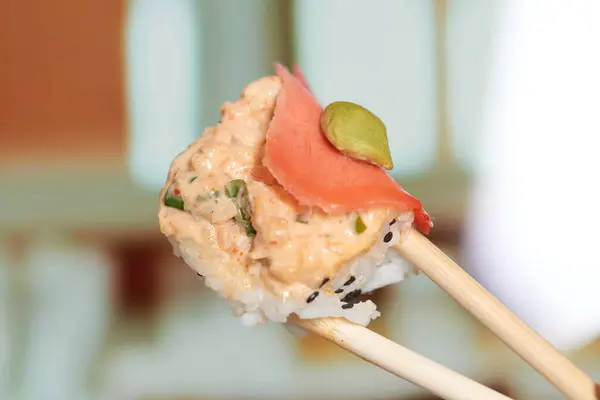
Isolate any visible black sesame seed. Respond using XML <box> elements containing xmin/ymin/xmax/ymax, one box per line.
<box><xmin>306</xmin><ymin>291</ymin><xmax>319</xmax><ymax>303</ymax></box>
<box><xmin>389</xmin><ymin>219</ymin><xmax>397</xmax><ymax>226</ymax></box>
<box><xmin>341</xmin><ymin>303</ymin><xmax>355</xmax><ymax>309</ymax></box>
<box><xmin>320</xmin><ymin>277</ymin><xmax>330</xmax><ymax>288</ymax></box>
<box><xmin>197</xmin><ymin>272</ymin><xmax>204</xmax><ymax>277</ymax></box>
<box><xmin>341</xmin><ymin>289</ymin><xmax>362</xmax><ymax>303</ymax></box>
<box><xmin>383</xmin><ymin>232</ymin><xmax>394</xmax><ymax>243</ymax></box>
<box><xmin>334</xmin><ymin>288</ymin><xmax>344</xmax><ymax>294</ymax></box>
<box><xmin>343</xmin><ymin>276</ymin><xmax>356</xmax><ymax>286</ymax></box>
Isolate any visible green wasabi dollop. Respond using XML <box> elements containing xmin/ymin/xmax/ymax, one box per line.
<box><xmin>320</xmin><ymin>101</ymin><xmax>394</xmax><ymax>170</ymax></box>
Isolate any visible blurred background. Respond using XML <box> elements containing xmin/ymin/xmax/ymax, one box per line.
<box><xmin>1</xmin><ymin>0</ymin><xmax>599</xmax><ymax>399</ymax></box>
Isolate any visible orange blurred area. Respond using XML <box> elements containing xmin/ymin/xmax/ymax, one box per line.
<box><xmin>0</xmin><ymin>0</ymin><xmax>126</xmax><ymax>163</ymax></box>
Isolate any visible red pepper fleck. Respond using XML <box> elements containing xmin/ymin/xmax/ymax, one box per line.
<box><xmin>173</xmin><ymin>188</ymin><xmax>181</xmax><ymax>196</ymax></box>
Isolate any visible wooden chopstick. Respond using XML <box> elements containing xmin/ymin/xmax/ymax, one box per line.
<box><xmin>293</xmin><ymin>316</ymin><xmax>512</xmax><ymax>400</ymax></box>
<box><xmin>395</xmin><ymin>228</ymin><xmax>598</xmax><ymax>400</ymax></box>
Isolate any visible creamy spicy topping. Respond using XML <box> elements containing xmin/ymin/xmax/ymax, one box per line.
<box><xmin>159</xmin><ymin>76</ymin><xmax>401</xmax><ymax>297</ymax></box>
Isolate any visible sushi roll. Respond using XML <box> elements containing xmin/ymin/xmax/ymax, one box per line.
<box><xmin>158</xmin><ymin>64</ymin><xmax>432</xmax><ymax>327</ymax></box>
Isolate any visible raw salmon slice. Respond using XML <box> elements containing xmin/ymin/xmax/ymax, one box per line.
<box><xmin>263</xmin><ymin>64</ymin><xmax>432</xmax><ymax>234</ymax></box>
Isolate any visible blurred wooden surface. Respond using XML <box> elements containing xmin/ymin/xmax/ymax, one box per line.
<box><xmin>0</xmin><ymin>0</ymin><xmax>126</xmax><ymax>163</ymax></box>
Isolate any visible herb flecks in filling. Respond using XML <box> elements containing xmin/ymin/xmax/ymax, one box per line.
<box><xmin>225</xmin><ymin>179</ymin><xmax>245</xmax><ymax>198</ymax></box>
<box><xmin>355</xmin><ymin>216</ymin><xmax>367</xmax><ymax>234</ymax></box>
<box><xmin>225</xmin><ymin>179</ymin><xmax>256</xmax><ymax>236</ymax></box>
<box><xmin>164</xmin><ymin>185</ymin><xmax>185</xmax><ymax>211</ymax></box>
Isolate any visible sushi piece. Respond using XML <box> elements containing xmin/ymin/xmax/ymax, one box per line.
<box><xmin>158</xmin><ymin>64</ymin><xmax>431</xmax><ymax>327</ymax></box>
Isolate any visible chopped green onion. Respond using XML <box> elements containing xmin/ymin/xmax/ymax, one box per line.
<box><xmin>225</xmin><ymin>179</ymin><xmax>245</xmax><ymax>198</ymax></box>
<box><xmin>355</xmin><ymin>216</ymin><xmax>367</xmax><ymax>234</ymax></box>
<box><xmin>189</xmin><ymin>176</ymin><xmax>198</xmax><ymax>183</ymax></box>
<box><xmin>244</xmin><ymin>222</ymin><xmax>257</xmax><ymax>236</ymax></box>
<box><xmin>164</xmin><ymin>192</ymin><xmax>185</xmax><ymax>211</ymax></box>
<box><xmin>235</xmin><ymin>207</ymin><xmax>255</xmax><ymax>235</ymax></box>
<box><xmin>296</xmin><ymin>215</ymin><xmax>309</xmax><ymax>224</ymax></box>
<box><xmin>225</xmin><ymin>179</ymin><xmax>256</xmax><ymax>236</ymax></box>
<box><xmin>236</xmin><ymin>207</ymin><xmax>250</xmax><ymax>223</ymax></box>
